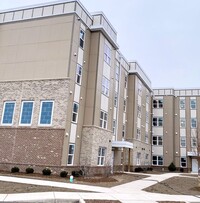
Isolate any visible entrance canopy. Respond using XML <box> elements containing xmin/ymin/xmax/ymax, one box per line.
<box><xmin>112</xmin><ymin>141</ymin><xmax>133</xmax><ymax>149</ymax></box>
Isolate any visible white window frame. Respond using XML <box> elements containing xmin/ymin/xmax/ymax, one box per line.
<box><xmin>190</xmin><ymin>99</ymin><xmax>196</xmax><ymax>109</ymax></box>
<box><xmin>180</xmin><ymin>99</ymin><xmax>185</xmax><ymax>109</ymax></box>
<box><xmin>136</xmin><ymin>128</ymin><xmax>141</xmax><ymax>140</ymax></box>
<box><xmin>180</xmin><ymin>157</ymin><xmax>187</xmax><ymax>168</ymax></box>
<box><xmin>97</xmin><ymin>147</ymin><xmax>106</xmax><ymax>166</ymax></box>
<box><xmin>180</xmin><ymin>136</ymin><xmax>186</xmax><ymax>147</ymax></box>
<box><xmin>122</xmin><ymin>124</ymin><xmax>125</xmax><ymax>138</ymax></box>
<box><xmin>153</xmin><ymin>99</ymin><xmax>163</xmax><ymax>108</ymax></box>
<box><xmin>38</xmin><ymin>100</ymin><xmax>54</xmax><ymax>126</ymax></box>
<box><xmin>115</xmin><ymin>63</ymin><xmax>120</xmax><ymax>81</ymax></box>
<box><xmin>138</xmin><ymin>81</ymin><xmax>142</xmax><ymax>96</ymax></box>
<box><xmin>19</xmin><ymin>101</ymin><xmax>34</xmax><ymax>126</ymax></box>
<box><xmin>104</xmin><ymin>44</ymin><xmax>111</xmax><ymax>65</ymax></box>
<box><xmin>76</xmin><ymin>64</ymin><xmax>83</xmax><ymax>85</ymax></box>
<box><xmin>191</xmin><ymin>118</ymin><xmax>197</xmax><ymax>128</ymax></box>
<box><xmin>152</xmin><ymin>155</ymin><xmax>163</xmax><ymax>166</ymax></box>
<box><xmin>72</xmin><ymin>102</ymin><xmax>79</xmax><ymax>123</ymax></box>
<box><xmin>67</xmin><ymin>144</ymin><xmax>75</xmax><ymax>165</ymax></box>
<box><xmin>1</xmin><ymin>101</ymin><xmax>16</xmax><ymax>126</ymax></box>
<box><xmin>137</xmin><ymin>105</ymin><xmax>141</xmax><ymax>118</ymax></box>
<box><xmin>145</xmin><ymin>132</ymin><xmax>149</xmax><ymax>143</ymax></box>
<box><xmin>79</xmin><ymin>29</ymin><xmax>85</xmax><ymax>49</ymax></box>
<box><xmin>191</xmin><ymin>137</ymin><xmax>197</xmax><ymax>148</ymax></box>
<box><xmin>123</xmin><ymin>100</ymin><xmax>127</xmax><ymax>112</ymax></box>
<box><xmin>152</xmin><ymin>136</ymin><xmax>163</xmax><ymax>146</ymax></box>
<box><xmin>152</xmin><ymin>117</ymin><xmax>163</xmax><ymax>127</ymax></box>
<box><xmin>180</xmin><ymin>118</ymin><xmax>186</xmax><ymax>128</ymax></box>
<box><xmin>124</xmin><ymin>75</ymin><xmax>128</xmax><ymax>88</ymax></box>
<box><xmin>136</xmin><ymin>152</ymin><xmax>141</xmax><ymax>165</ymax></box>
<box><xmin>102</xmin><ymin>76</ymin><xmax>110</xmax><ymax>96</ymax></box>
<box><xmin>113</xmin><ymin>120</ymin><xmax>116</xmax><ymax>135</ymax></box>
<box><xmin>114</xmin><ymin>92</ymin><xmax>118</xmax><ymax>107</ymax></box>
<box><xmin>100</xmin><ymin>110</ymin><xmax>108</xmax><ymax>129</ymax></box>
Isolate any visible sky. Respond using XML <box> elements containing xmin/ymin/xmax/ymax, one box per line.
<box><xmin>1</xmin><ymin>0</ymin><xmax>200</xmax><ymax>89</ymax></box>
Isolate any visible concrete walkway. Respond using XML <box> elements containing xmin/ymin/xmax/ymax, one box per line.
<box><xmin>0</xmin><ymin>173</ymin><xmax>199</xmax><ymax>203</ymax></box>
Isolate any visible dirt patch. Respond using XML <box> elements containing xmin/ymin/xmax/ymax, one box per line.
<box><xmin>0</xmin><ymin>181</ymin><xmax>90</xmax><ymax>194</ymax></box>
<box><xmin>144</xmin><ymin>176</ymin><xmax>200</xmax><ymax>195</ymax></box>
<box><xmin>0</xmin><ymin>172</ymin><xmax>147</xmax><ymax>188</ymax></box>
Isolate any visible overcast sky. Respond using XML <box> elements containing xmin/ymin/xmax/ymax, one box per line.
<box><xmin>1</xmin><ymin>0</ymin><xmax>200</xmax><ymax>89</ymax></box>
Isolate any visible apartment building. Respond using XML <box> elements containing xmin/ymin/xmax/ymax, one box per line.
<box><xmin>0</xmin><ymin>0</ymin><xmax>153</xmax><ymax>173</ymax></box>
<box><xmin>153</xmin><ymin>89</ymin><xmax>200</xmax><ymax>172</ymax></box>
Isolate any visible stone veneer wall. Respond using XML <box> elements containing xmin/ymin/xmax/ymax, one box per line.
<box><xmin>0</xmin><ymin>79</ymin><xmax>69</xmax><ymax>166</ymax></box>
<box><xmin>0</xmin><ymin>79</ymin><xmax>69</xmax><ymax>128</ymax></box>
<box><xmin>80</xmin><ymin>126</ymin><xmax>113</xmax><ymax>166</ymax></box>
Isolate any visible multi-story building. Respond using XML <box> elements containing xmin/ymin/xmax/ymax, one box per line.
<box><xmin>0</xmin><ymin>0</ymin><xmax>199</xmax><ymax>174</ymax></box>
<box><xmin>0</xmin><ymin>0</ymin><xmax>152</xmax><ymax>173</ymax></box>
<box><xmin>153</xmin><ymin>89</ymin><xmax>200</xmax><ymax>172</ymax></box>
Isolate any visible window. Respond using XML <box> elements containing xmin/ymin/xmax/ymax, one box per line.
<box><xmin>122</xmin><ymin>124</ymin><xmax>125</xmax><ymax>138</ymax></box>
<box><xmin>76</xmin><ymin>64</ymin><xmax>82</xmax><ymax>85</ymax></box>
<box><xmin>152</xmin><ymin>136</ymin><xmax>163</xmax><ymax>146</ymax></box>
<box><xmin>19</xmin><ymin>101</ymin><xmax>34</xmax><ymax>125</ymax></box>
<box><xmin>191</xmin><ymin>137</ymin><xmax>197</xmax><ymax>147</ymax></box>
<box><xmin>124</xmin><ymin>75</ymin><xmax>128</xmax><ymax>88</ymax></box>
<box><xmin>39</xmin><ymin>101</ymin><xmax>54</xmax><ymax>125</ymax></box>
<box><xmin>146</xmin><ymin>111</ymin><xmax>149</xmax><ymax>123</ymax></box>
<box><xmin>153</xmin><ymin>117</ymin><xmax>163</xmax><ymax>127</ymax></box>
<box><xmin>180</xmin><ymin>99</ymin><xmax>185</xmax><ymax>109</ymax></box>
<box><xmin>136</xmin><ymin>128</ymin><xmax>141</xmax><ymax>140</ymax></box>
<box><xmin>102</xmin><ymin>76</ymin><xmax>110</xmax><ymax>96</ymax></box>
<box><xmin>137</xmin><ymin>105</ymin><xmax>141</xmax><ymax>118</ymax></box>
<box><xmin>79</xmin><ymin>29</ymin><xmax>85</xmax><ymax>48</ymax></box>
<box><xmin>145</xmin><ymin>132</ymin><xmax>149</xmax><ymax>143</ymax></box>
<box><xmin>136</xmin><ymin>152</ymin><xmax>141</xmax><ymax>165</ymax></box>
<box><xmin>115</xmin><ymin>63</ymin><xmax>120</xmax><ymax>81</ymax></box>
<box><xmin>190</xmin><ymin>99</ymin><xmax>196</xmax><ymax>109</ymax></box>
<box><xmin>180</xmin><ymin>157</ymin><xmax>187</xmax><ymax>167</ymax></box>
<box><xmin>67</xmin><ymin>144</ymin><xmax>75</xmax><ymax>165</ymax></box>
<box><xmin>180</xmin><ymin>136</ymin><xmax>186</xmax><ymax>147</ymax></box>
<box><xmin>146</xmin><ymin>93</ymin><xmax>150</xmax><ymax>103</ymax></box>
<box><xmin>72</xmin><ymin>102</ymin><xmax>79</xmax><ymax>123</ymax></box>
<box><xmin>114</xmin><ymin>92</ymin><xmax>118</xmax><ymax>107</ymax></box>
<box><xmin>123</xmin><ymin>100</ymin><xmax>126</xmax><ymax>112</ymax></box>
<box><xmin>104</xmin><ymin>44</ymin><xmax>111</xmax><ymax>65</ymax></box>
<box><xmin>100</xmin><ymin>110</ymin><xmax>108</xmax><ymax>129</ymax></box>
<box><xmin>97</xmin><ymin>147</ymin><xmax>106</xmax><ymax>166</ymax></box>
<box><xmin>152</xmin><ymin>156</ymin><xmax>163</xmax><ymax>166</ymax></box>
<box><xmin>113</xmin><ymin>120</ymin><xmax>116</xmax><ymax>135</ymax></box>
<box><xmin>180</xmin><ymin>118</ymin><xmax>186</xmax><ymax>128</ymax></box>
<box><xmin>2</xmin><ymin>101</ymin><xmax>15</xmax><ymax>125</ymax></box>
<box><xmin>138</xmin><ymin>82</ymin><xmax>142</xmax><ymax>96</ymax></box>
<box><xmin>153</xmin><ymin>99</ymin><xmax>163</xmax><ymax>108</ymax></box>
<box><xmin>191</xmin><ymin>118</ymin><xmax>197</xmax><ymax>128</ymax></box>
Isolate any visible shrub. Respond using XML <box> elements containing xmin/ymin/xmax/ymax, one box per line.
<box><xmin>147</xmin><ymin>167</ymin><xmax>153</xmax><ymax>171</ymax></box>
<box><xmin>134</xmin><ymin>167</ymin><xmax>143</xmax><ymax>172</ymax></box>
<box><xmin>42</xmin><ymin>168</ymin><xmax>51</xmax><ymax>176</ymax></box>
<box><xmin>60</xmin><ymin>171</ymin><xmax>68</xmax><ymax>178</ymax></box>
<box><xmin>26</xmin><ymin>167</ymin><xmax>34</xmax><ymax>174</ymax></box>
<box><xmin>168</xmin><ymin>162</ymin><xmax>176</xmax><ymax>171</ymax></box>
<box><xmin>11</xmin><ymin>166</ymin><xmax>20</xmax><ymax>173</ymax></box>
<box><xmin>71</xmin><ymin>170</ymin><xmax>82</xmax><ymax>177</ymax></box>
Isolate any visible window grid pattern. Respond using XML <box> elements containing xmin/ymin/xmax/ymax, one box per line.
<box><xmin>20</xmin><ymin>101</ymin><xmax>34</xmax><ymax>125</ymax></box>
<box><xmin>2</xmin><ymin>102</ymin><xmax>15</xmax><ymax>125</ymax></box>
<box><xmin>180</xmin><ymin>157</ymin><xmax>187</xmax><ymax>167</ymax></box>
<box><xmin>39</xmin><ymin>101</ymin><xmax>53</xmax><ymax>125</ymax></box>
<box><xmin>136</xmin><ymin>152</ymin><xmax>141</xmax><ymax>165</ymax></box>
<box><xmin>191</xmin><ymin>118</ymin><xmax>197</xmax><ymax>128</ymax></box>
<box><xmin>152</xmin><ymin>156</ymin><xmax>163</xmax><ymax>166</ymax></box>
<box><xmin>180</xmin><ymin>136</ymin><xmax>186</xmax><ymax>147</ymax></box>
<box><xmin>76</xmin><ymin>64</ymin><xmax>82</xmax><ymax>85</ymax></box>
<box><xmin>100</xmin><ymin>111</ymin><xmax>108</xmax><ymax>129</ymax></box>
<box><xmin>153</xmin><ymin>99</ymin><xmax>163</xmax><ymax>108</ymax></box>
<box><xmin>180</xmin><ymin>118</ymin><xmax>186</xmax><ymax>128</ymax></box>
<box><xmin>180</xmin><ymin>99</ymin><xmax>185</xmax><ymax>109</ymax></box>
<box><xmin>72</xmin><ymin>102</ymin><xmax>79</xmax><ymax>123</ymax></box>
<box><xmin>79</xmin><ymin>29</ymin><xmax>85</xmax><ymax>49</ymax></box>
<box><xmin>67</xmin><ymin>144</ymin><xmax>75</xmax><ymax>165</ymax></box>
<box><xmin>153</xmin><ymin>117</ymin><xmax>163</xmax><ymax>127</ymax></box>
<box><xmin>190</xmin><ymin>99</ymin><xmax>196</xmax><ymax>109</ymax></box>
<box><xmin>136</xmin><ymin>128</ymin><xmax>141</xmax><ymax>140</ymax></box>
<box><xmin>97</xmin><ymin>147</ymin><xmax>106</xmax><ymax>166</ymax></box>
<box><xmin>191</xmin><ymin>137</ymin><xmax>197</xmax><ymax>147</ymax></box>
<box><xmin>102</xmin><ymin>76</ymin><xmax>110</xmax><ymax>96</ymax></box>
<box><xmin>152</xmin><ymin>136</ymin><xmax>163</xmax><ymax>146</ymax></box>
<box><xmin>104</xmin><ymin>44</ymin><xmax>111</xmax><ymax>65</ymax></box>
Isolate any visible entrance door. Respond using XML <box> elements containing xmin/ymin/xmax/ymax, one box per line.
<box><xmin>192</xmin><ymin>159</ymin><xmax>198</xmax><ymax>173</ymax></box>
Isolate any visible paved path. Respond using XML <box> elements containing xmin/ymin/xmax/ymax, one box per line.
<box><xmin>0</xmin><ymin>173</ymin><xmax>199</xmax><ymax>203</ymax></box>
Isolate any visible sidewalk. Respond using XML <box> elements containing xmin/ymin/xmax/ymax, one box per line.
<box><xmin>0</xmin><ymin>173</ymin><xmax>199</xmax><ymax>203</ymax></box>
